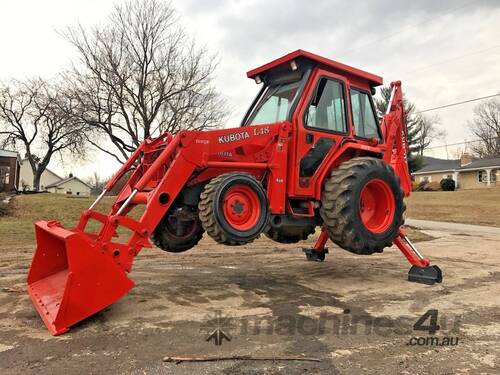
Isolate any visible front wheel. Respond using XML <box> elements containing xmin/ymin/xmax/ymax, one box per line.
<box><xmin>320</xmin><ymin>157</ymin><xmax>405</xmax><ymax>255</ymax></box>
<box><xmin>198</xmin><ymin>173</ymin><xmax>269</xmax><ymax>245</ymax></box>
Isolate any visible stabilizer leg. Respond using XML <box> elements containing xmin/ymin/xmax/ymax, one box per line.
<box><xmin>303</xmin><ymin>227</ymin><xmax>329</xmax><ymax>262</ymax></box>
<box><xmin>393</xmin><ymin>228</ymin><xmax>443</xmax><ymax>285</ymax></box>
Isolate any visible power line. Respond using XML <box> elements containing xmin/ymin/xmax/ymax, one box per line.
<box><xmin>337</xmin><ymin>0</ymin><xmax>478</xmax><ymax>58</ymax></box>
<box><xmin>402</xmin><ymin>44</ymin><xmax>500</xmax><ymax>75</ymax></box>
<box><xmin>417</xmin><ymin>93</ymin><xmax>500</xmax><ymax>114</ymax></box>
<box><xmin>425</xmin><ymin>136</ymin><xmax>500</xmax><ymax>150</ymax></box>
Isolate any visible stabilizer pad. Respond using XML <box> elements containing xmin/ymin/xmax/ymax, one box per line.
<box><xmin>303</xmin><ymin>248</ymin><xmax>328</xmax><ymax>262</ymax></box>
<box><xmin>408</xmin><ymin>265</ymin><xmax>443</xmax><ymax>285</ymax></box>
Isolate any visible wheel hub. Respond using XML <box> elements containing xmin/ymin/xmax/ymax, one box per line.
<box><xmin>231</xmin><ymin>200</ymin><xmax>245</xmax><ymax>214</ymax></box>
<box><xmin>223</xmin><ymin>185</ymin><xmax>261</xmax><ymax>230</ymax></box>
<box><xmin>359</xmin><ymin>179</ymin><xmax>395</xmax><ymax>233</ymax></box>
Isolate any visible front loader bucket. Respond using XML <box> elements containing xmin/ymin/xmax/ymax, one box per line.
<box><xmin>27</xmin><ymin>221</ymin><xmax>134</xmax><ymax>335</ymax></box>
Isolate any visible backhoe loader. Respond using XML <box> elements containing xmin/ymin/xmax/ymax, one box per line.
<box><xmin>27</xmin><ymin>50</ymin><xmax>442</xmax><ymax>335</ymax></box>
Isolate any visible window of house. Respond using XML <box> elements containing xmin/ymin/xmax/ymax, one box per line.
<box><xmin>420</xmin><ymin>176</ymin><xmax>431</xmax><ymax>183</ymax></box>
<box><xmin>350</xmin><ymin>88</ymin><xmax>380</xmax><ymax>139</ymax></box>
<box><xmin>478</xmin><ymin>170</ymin><xmax>487</xmax><ymax>183</ymax></box>
<box><xmin>0</xmin><ymin>166</ymin><xmax>10</xmax><ymax>185</ymax></box>
<box><xmin>491</xmin><ymin>169</ymin><xmax>498</xmax><ymax>183</ymax></box>
<box><xmin>305</xmin><ymin>78</ymin><xmax>347</xmax><ymax>133</ymax></box>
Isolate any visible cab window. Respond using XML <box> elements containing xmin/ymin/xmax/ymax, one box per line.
<box><xmin>304</xmin><ymin>78</ymin><xmax>347</xmax><ymax>133</ymax></box>
<box><xmin>350</xmin><ymin>89</ymin><xmax>379</xmax><ymax>139</ymax></box>
<box><xmin>247</xmin><ymin>80</ymin><xmax>301</xmax><ymax>125</ymax></box>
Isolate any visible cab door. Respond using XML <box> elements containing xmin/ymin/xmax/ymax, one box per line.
<box><xmin>289</xmin><ymin>68</ymin><xmax>351</xmax><ymax>198</ymax></box>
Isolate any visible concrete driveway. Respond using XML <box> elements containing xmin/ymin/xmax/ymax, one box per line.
<box><xmin>1</xmin><ymin>220</ymin><xmax>499</xmax><ymax>374</ymax></box>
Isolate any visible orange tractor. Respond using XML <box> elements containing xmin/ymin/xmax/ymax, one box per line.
<box><xmin>27</xmin><ymin>50</ymin><xmax>442</xmax><ymax>335</ymax></box>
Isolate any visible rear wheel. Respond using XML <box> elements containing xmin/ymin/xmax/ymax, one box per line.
<box><xmin>320</xmin><ymin>157</ymin><xmax>404</xmax><ymax>255</ymax></box>
<box><xmin>152</xmin><ymin>206</ymin><xmax>204</xmax><ymax>252</ymax></box>
<box><xmin>198</xmin><ymin>173</ymin><xmax>269</xmax><ymax>245</ymax></box>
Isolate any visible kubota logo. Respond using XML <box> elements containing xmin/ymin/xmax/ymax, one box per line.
<box><xmin>217</xmin><ymin>127</ymin><xmax>270</xmax><ymax>144</ymax></box>
<box><xmin>218</xmin><ymin>131</ymin><xmax>250</xmax><ymax>144</ymax></box>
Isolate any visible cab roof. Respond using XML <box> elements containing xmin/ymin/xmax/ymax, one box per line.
<box><xmin>246</xmin><ymin>49</ymin><xmax>383</xmax><ymax>87</ymax></box>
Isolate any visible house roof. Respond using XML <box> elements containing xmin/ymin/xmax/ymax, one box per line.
<box><xmin>0</xmin><ymin>149</ymin><xmax>21</xmax><ymax>164</ymax></box>
<box><xmin>413</xmin><ymin>156</ymin><xmax>500</xmax><ymax>174</ymax></box>
<box><xmin>414</xmin><ymin>156</ymin><xmax>461</xmax><ymax>174</ymax></box>
<box><xmin>246</xmin><ymin>49</ymin><xmax>383</xmax><ymax>87</ymax></box>
<box><xmin>42</xmin><ymin>167</ymin><xmax>63</xmax><ymax>181</ymax></box>
<box><xmin>459</xmin><ymin>157</ymin><xmax>500</xmax><ymax>170</ymax></box>
<box><xmin>45</xmin><ymin>176</ymin><xmax>92</xmax><ymax>189</ymax></box>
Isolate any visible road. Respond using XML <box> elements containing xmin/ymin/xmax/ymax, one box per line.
<box><xmin>1</xmin><ymin>220</ymin><xmax>499</xmax><ymax>374</ymax></box>
<box><xmin>407</xmin><ymin>218</ymin><xmax>500</xmax><ymax>235</ymax></box>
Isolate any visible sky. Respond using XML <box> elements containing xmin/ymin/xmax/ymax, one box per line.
<box><xmin>0</xmin><ymin>0</ymin><xmax>499</xmax><ymax>179</ymax></box>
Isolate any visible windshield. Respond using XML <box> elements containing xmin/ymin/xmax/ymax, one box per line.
<box><xmin>246</xmin><ymin>80</ymin><xmax>301</xmax><ymax>125</ymax></box>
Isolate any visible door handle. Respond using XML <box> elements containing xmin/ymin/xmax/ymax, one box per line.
<box><xmin>305</xmin><ymin>133</ymin><xmax>314</xmax><ymax>144</ymax></box>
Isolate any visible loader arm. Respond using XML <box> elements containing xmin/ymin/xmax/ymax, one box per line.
<box><xmin>60</xmin><ymin>123</ymin><xmax>283</xmax><ymax>273</ymax></box>
<box><xmin>27</xmin><ymin>124</ymin><xmax>284</xmax><ymax>335</ymax></box>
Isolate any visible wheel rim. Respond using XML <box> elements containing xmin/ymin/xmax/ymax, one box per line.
<box><xmin>223</xmin><ymin>185</ymin><xmax>261</xmax><ymax>231</ymax></box>
<box><xmin>359</xmin><ymin>179</ymin><xmax>395</xmax><ymax>233</ymax></box>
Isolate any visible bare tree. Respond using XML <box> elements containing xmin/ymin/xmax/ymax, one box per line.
<box><xmin>413</xmin><ymin>114</ymin><xmax>445</xmax><ymax>156</ymax></box>
<box><xmin>63</xmin><ymin>0</ymin><xmax>228</xmax><ymax>164</ymax></box>
<box><xmin>87</xmin><ymin>171</ymin><xmax>105</xmax><ymax>195</ymax></box>
<box><xmin>468</xmin><ymin>98</ymin><xmax>500</xmax><ymax>158</ymax></box>
<box><xmin>0</xmin><ymin>79</ymin><xmax>87</xmax><ymax>191</ymax></box>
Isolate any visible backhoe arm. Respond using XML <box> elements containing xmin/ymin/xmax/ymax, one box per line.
<box><xmin>381</xmin><ymin>81</ymin><xmax>412</xmax><ymax>196</ymax></box>
<box><xmin>380</xmin><ymin>81</ymin><xmax>442</xmax><ymax>284</ymax></box>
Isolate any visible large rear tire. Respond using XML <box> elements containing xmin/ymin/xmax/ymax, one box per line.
<box><xmin>320</xmin><ymin>157</ymin><xmax>405</xmax><ymax>255</ymax></box>
<box><xmin>198</xmin><ymin>173</ymin><xmax>269</xmax><ymax>245</ymax></box>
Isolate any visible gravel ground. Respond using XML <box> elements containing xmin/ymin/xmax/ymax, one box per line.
<box><xmin>0</xmin><ymin>222</ymin><xmax>499</xmax><ymax>374</ymax></box>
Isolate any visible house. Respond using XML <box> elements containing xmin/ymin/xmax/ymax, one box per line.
<box><xmin>19</xmin><ymin>158</ymin><xmax>63</xmax><ymax>191</ymax></box>
<box><xmin>0</xmin><ymin>149</ymin><xmax>21</xmax><ymax>192</ymax></box>
<box><xmin>413</xmin><ymin>154</ymin><xmax>500</xmax><ymax>189</ymax></box>
<box><xmin>45</xmin><ymin>175</ymin><xmax>91</xmax><ymax>196</ymax></box>
<box><xmin>18</xmin><ymin>157</ymin><xmax>91</xmax><ymax>195</ymax></box>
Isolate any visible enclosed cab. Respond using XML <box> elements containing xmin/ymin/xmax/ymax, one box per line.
<box><xmin>245</xmin><ymin>50</ymin><xmax>384</xmax><ymax>196</ymax></box>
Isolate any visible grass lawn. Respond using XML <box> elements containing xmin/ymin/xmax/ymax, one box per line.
<box><xmin>2</xmin><ymin>193</ymin><xmax>438</xmax><ymax>249</ymax></box>
<box><xmin>0</xmin><ymin>194</ymin><xmax>115</xmax><ymax>247</ymax></box>
<box><xmin>3</xmin><ymin>188</ymin><xmax>496</xmax><ymax>248</ymax></box>
<box><xmin>406</xmin><ymin>188</ymin><xmax>500</xmax><ymax>227</ymax></box>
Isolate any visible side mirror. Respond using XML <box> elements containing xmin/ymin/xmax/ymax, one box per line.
<box><xmin>371</xmin><ymin>87</ymin><xmax>376</xmax><ymax>96</ymax></box>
